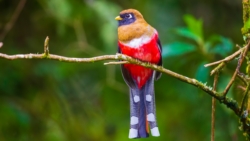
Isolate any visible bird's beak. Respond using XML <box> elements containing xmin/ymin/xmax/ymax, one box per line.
<box><xmin>115</xmin><ymin>16</ymin><xmax>123</xmax><ymax>21</ymax></box>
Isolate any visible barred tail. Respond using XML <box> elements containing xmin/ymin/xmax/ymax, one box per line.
<box><xmin>128</xmin><ymin>72</ymin><xmax>160</xmax><ymax>138</ymax></box>
<box><xmin>129</xmin><ymin>88</ymin><xmax>149</xmax><ymax>138</ymax></box>
<box><xmin>138</xmin><ymin>90</ymin><xmax>149</xmax><ymax>137</ymax></box>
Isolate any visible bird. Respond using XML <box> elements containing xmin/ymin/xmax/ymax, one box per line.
<box><xmin>115</xmin><ymin>9</ymin><xmax>162</xmax><ymax>138</ymax></box>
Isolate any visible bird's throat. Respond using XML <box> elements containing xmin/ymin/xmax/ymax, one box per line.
<box><xmin>118</xmin><ymin>23</ymin><xmax>153</xmax><ymax>42</ymax></box>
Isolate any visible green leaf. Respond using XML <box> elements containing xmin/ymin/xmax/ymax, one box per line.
<box><xmin>195</xmin><ymin>62</ymin><xmax>209</xmax><ymax>83</ymax></box>
<box><xmin>183</xmin><ymin>14</ymin><xmax>203</xmax><ymax>41</ymax></box>
<box><xmin>162</xmin><ymin>42</ymin><xmax>196</xmax><ymax>57</ymax></box>
<box><xmin>204</xmin><ymin>35</ymin><xmax>222</xmax><ymax>52</ymax></box>
<box><xmin>175</xmin><ymin>14</ymin><xmax>204</xmax><ymax>45</ymax></box>
<box><xmin>175</xmin><ymin>27</ymin><xmax>200</xmax><ymax>42</ymax></box>
<box><xmin>207</xmin><ymin>36</ymin><xmax>233</xmax><ymax>56</ymax></box>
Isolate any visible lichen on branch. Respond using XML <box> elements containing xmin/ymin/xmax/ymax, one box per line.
<box><xmin>242</xmin><ymin>0</ymin><xmax>250</xmax><ymax>39</ymax></box>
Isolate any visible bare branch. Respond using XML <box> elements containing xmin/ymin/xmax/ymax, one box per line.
<box><xmin>211</xmin><ymin>73</ymin><xmax>219</xmax><ymax>141</ymax></box>
<box><xmin>204</xmin><ymin>45</ymin><xmax>246</xmax><ymax>67</ymax></box>
<box><xmin>0</xmin><ymin>51</ymin><xmax>241</xmax><ymax>117</ymax></box>
<box><xmin>0</xmin><ymin>36</ymin><xmax>242</xmax><ymax>118</ymax></box>
<box><xmin>223</xmin><ymin>41</ymin><xmax>250</xmax><ymax>96</ymax></box>
<box><xmin>0</xmin><ymin>0</ymin><xmax>27</xmax><ymax>41</ymax></box>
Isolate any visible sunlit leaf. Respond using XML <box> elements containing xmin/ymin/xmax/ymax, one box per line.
<box><xmin>184</xmin><ymin>14</ymin><xmax>204</xmax><ymax>41</ymax></box>
<box><xmin>162</xmin><ymin>42</ymin><xmax>196</xmax><ymax>57</ymax></box>
<box><xmin>175</xmin><ymin>27</ymin><xmax>200</xmax><ymax>42</ymax></box>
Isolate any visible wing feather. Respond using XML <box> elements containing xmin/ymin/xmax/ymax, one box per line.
<box><xmin>155</xmin><ymin>38</ymin><xmax>162</xmax><ymax>80</ymax></box>
<box><xmin>118</xmin><ymin>44</ymin><xmax>137</xmax><ymax>88</ymax></box>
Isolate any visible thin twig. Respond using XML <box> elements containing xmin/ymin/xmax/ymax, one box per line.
<box><xmin>237</xmin><ymin>72</ymin><xmax>248</xmax><ymax>86</ymax></box>
<box><xmin>0</xmin><ymin>0</ymin><xmax>27</xmax><ymax>41</ymax></box>
<box><xmin>240</xmin><ymin>84</ymin><xmax>250</xmax><ymax>114</ymax></box>
<box><xmin>204</xmin><ymin>46</ymin><xmax>246</xmax><ymax>67</ymax></box>
<box><xmin>104</xmin><ymin>61</ymin><xmax>129</xmax><ymax>65</ymax></box>
<box><xmin>210</xmin><ymin>62</ymin><xmax>225</xmax><ymax>76</ymax></box>
<box><xmin>44</xmin><ymin>36</ymin><xmax>49</xmax><ymax>56</ymax></box>
<box><xmin>211</xmin><ymin>73</ymin><xmax>219</xmax><ymax>141</ymax></box>
<box><xmin>223</xmin><ymin>52</ymin><xmax>244</xmax><ymax>96</ymax></box>
<box><xmin>223</xmin><ymin>41</ymin><xmax>250</xmax><ymax>96</ymax></box>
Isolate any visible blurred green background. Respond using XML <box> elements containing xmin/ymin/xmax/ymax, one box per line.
<box><xmin>0</xmin><ymin>0</ymin><xmax>245</xmax><ymax>141</ymax></box>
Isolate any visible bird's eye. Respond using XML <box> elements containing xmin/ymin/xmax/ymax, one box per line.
<box><xmin>125</xmin><ymin>14</ymin><xmax>132</xmax><ymax>19</ymax></box>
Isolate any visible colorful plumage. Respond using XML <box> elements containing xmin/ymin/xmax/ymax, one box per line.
<box><xmin>115</xmin><ymin>9</ymin><xmax>162</xmax><ymax>138</ymax></box>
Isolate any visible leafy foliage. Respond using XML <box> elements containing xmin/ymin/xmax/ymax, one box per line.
<box><xmin>163</xmin><ymin>14</ymin><xmax>233</xmax><ymax>82</ymax></box>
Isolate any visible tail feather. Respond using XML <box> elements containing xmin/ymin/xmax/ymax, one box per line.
<box><xmin>138</xmin><ymin>91</ymin><xmax>149</xmax><ymax>138</ymax></box>
<box><xmin>129</xmin><ymin>88</ymin><xmax>149</xmax><ymax>138</ymax></box>
<box><xmin>128</xmin><ymin>71</ymin><xmax>160</xmax><ymax>138</ymax></box>
<box><xmin>144</xmin><ymin>71</ymin><xmax>160</xmax><ymax>137</ymax></box>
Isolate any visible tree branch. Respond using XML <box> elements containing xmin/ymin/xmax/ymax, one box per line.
<box><xmin>104</xmin><ymin>61</ymin><xmax>129</xmax><ymax>65</ymax></box>
<box><xmin>223</xmin><ymin>41</ymin><xmax>250</xmax><ymax>96</ymax></box>
<box><xmin>237</xmin><ymin>72</ymin><xmax>249</xmax><ymax>86</ymax></box>
<box><xmin>0</xmin><ymin>37</ymin><xmax>242</xmax><ymax>118</ymax></box>
<box><xmin>239</xmin><ymin>83</ymin><xmax>250</xmax><ymax>137</ymax></box>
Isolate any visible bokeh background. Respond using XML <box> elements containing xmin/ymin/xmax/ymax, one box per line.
<box><xmin>0</xmin><ymin>0</ymin><xmax>245</xmax><ymax>141</ymax></box>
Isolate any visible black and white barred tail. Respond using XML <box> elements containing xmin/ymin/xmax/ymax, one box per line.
<box><xmin>128</xmin><ymin>72</ymin><xmax>160</xmax><ymax>138</ymax></box>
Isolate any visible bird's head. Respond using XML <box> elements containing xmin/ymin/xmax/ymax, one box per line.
<box><xmin>115</xmin><ymin>9</ymin><xmax>145</xmax><ymax>27</ymax></box>
<box><xmin>115</xmin><ymin>9</ymin><xmax>153</xmax><ymax>42</ymax></box>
